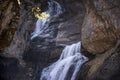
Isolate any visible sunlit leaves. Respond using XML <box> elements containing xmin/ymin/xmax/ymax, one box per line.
<box><xmin>32</xmin><ymin>7</ymin><xmax>50</xmax><ymax>20</ymax></box>
<box><xmin>17</xmin><ymin>0</ymin><xmax>20</xmax><ymax>5</ymax></box>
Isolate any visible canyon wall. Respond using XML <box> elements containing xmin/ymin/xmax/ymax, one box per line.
<box><xmin>0</xmin><ymin>0</ymin><xmax>120</xmax><ymax>80</ymax></box>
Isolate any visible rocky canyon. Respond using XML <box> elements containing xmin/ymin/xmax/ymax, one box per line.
<box><xmin>0</xmin><ymin>0</ymin><xmax>120</xmax><ymax>80</ymax></box>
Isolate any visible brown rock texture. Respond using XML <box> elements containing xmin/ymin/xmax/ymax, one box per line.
<box><xmin>79</xmin><ymin>40</ymin><xmax>120</xmax><ymax>80</ymax></box>
<box><xmin>2</xmin><ymin>0</ymin><xmax>38</xmax><ymax>65</ymax></box>
<box><xmin>78</xmin><ymin>0</ymin><xmax>120</xmax><ymax>80</ymax></box>
<box><xmin>81</xmin><ymin>0</ymin><xmax>120</xmax><ymax>54</ymax></box>
<box><xmin>0</xmin><ymin>0</ymin><xmax>20</xmax><ymax>52</ymax></box>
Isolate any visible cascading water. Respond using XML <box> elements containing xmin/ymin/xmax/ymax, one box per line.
<box><xmin>40</xmin><ymin>42</ymin><xmax>88</xmax><ymax>80</ymax></box>
<box><xmin>31</xmin><ymin>0</ymin><xmax>64</xmax><ymax>39</ymax></box>
<box><xmin>31</xmin><ymin>0</ymin><xmax>88</xmax><ymax>80</ymax></box>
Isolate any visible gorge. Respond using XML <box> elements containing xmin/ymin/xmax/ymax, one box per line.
<box><xmin>0</xmin><ymin>0</ymin><xmax>120</xmax><ymax>80</ymax></box>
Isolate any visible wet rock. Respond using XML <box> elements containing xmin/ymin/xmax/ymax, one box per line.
<box><xmin>56</xmin><ymin>0</ymin><xmax>85</xmax><ymax>45</ymax></box>
<box><xmin>81</xmin><ymin>0</ymin><xmax>120</xmax><ymax>54</ymax></box>
<box><xmin>23</xmin><ymin>36</ymin><xmax>63</xmax><ymax>80</ymax></box>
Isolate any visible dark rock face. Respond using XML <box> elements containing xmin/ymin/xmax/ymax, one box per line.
<box><xmin>23</xmin><ymin>37</ymin><xmax>63</xmax><ymax>80</ymax></box>
<box><xmin>0</xmin><ymin>56</ymin><xmax>19</xmax><ymax>80</ymax></box>
<box><xmin>0</xmin><ymin>0</ymin><xmax>64</xmax><ymax>80</ymax></box>
<box><xmin>81</xmin><ymin>0</ymin><xmax>120</xmax><ymax>54</ymax></box>
<box><xmin>3</xmin><ymin>0</ymin><xmax>36</xmax><ymax>62</ymax></box>
<box><xmin>0</xmin><ymin>0</ymin><xmax>20</xmax><ymax>52</ymax></box>
<box><xmin>22</xmin><ymin>0</ymin><xmax>48</xmax><ymax>12</ymax></box>
<box><xmin>0</xmin><ymin>56</ymin><xmax>31</xmax><ymax>80</ymax></box>
<box><xmin>1</xmin><ymin>0</ymin><xmax>49</xmax><ymax>59</ymax></box>
<box><xmin>56</xmin><ymin>0</ymin><xmax>85</xmax><ymax>44</ymax></box>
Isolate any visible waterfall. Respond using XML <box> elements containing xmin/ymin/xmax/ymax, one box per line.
<box><xmin>31</xmin><ymin>0</ymin><xmax>64</xmax><ymax>39</ymax></box>
<box><xmin>40</xmin><ymin>42</ymin><xmax>88</xmax><ymax>80</ymax></box>
<box><xmin>31</xmin><ymin>0</ymin><xmax>88</xmax><ymax>80</ymax></box>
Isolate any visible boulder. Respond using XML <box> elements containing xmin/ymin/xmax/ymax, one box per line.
<box><xmin>78</xmin><ymin>40</ymin><xmax>120</xmax><ymax>80</ymax></box>
<box><xmin>78</xmin><ymin>0</ymin><xmax>120</xmax><ymax>80</ymax></box>
<box><xmin>81</xmin><ymin>0</ymin><xmax>120</xmax><ymax>54</ymax></box>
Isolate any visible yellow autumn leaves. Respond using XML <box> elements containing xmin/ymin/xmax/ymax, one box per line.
<box><xmin>32</xmin><ymin>7</ymin><xmax>50</xmax><ymax>20</ymax></box>
<box><xmin>17</xmin><ymin>0</ymin><xmax>49</xmax><ymax>20</ymax></box>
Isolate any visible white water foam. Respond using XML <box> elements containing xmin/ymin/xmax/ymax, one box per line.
<box><xmin>40</xmin><ymin>42</ymin><xmax>88</xmax><ymax>80</ymax></box>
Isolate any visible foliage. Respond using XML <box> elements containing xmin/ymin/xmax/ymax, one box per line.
<box><xmin>17</xmin><ymin>0</ymin><xmax>21</xmax><ymax>5</ymax></box>
<box><xmin>32</xmin><ymin>7</ymin><xmax>50</xmax><ymax>20</ymax></box>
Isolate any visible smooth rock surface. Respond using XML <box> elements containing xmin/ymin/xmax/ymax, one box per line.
<box><xmin>81</xmin><ymin>0</ymin><xmax>120</xmax><ymax>54</ymax></box>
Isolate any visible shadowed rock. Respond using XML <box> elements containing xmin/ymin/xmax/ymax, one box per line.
<box><xmin>0</xmin><ymin>0</ymin><xmax>20</xmax><ymax>52</ymax></box>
